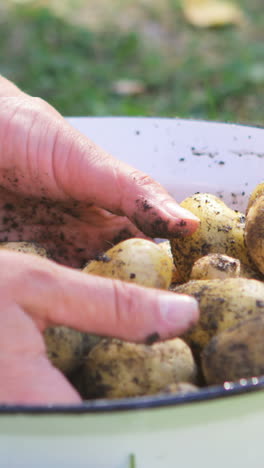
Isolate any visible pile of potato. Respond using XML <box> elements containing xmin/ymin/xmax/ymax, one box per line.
<box><xmin>3</xmin><ymin>183</ymin><xmax>264</xmax><ymax>400</ymax></box>
<box><xmin>170</xmin><ymin>184</ymin><xmax>264</xmax><ymax>386</ymax></box>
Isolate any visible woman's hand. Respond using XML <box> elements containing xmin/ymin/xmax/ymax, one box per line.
<box><xmin>0</xmin><ymin>77</ymin><xmax>199</xmax><ymax>403</ymax></box>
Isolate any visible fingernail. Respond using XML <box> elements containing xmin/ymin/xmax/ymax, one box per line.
<box><xmin>164</xmin><ymin>201</ymin><xmax>200</xmax><ymax>222</ymax></box>
<box><xmin>159</xmin><ymin>294</ymin><xmax>199</xmax><ymax>333</ymax></box>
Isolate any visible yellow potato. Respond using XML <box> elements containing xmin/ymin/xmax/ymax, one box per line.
<box><xmin>83</xmin><ymin>238</ymin><xmax>173</xmax><ymax>289</ymax></box>
<box><xmin>0</xmin><ymin>241</ymin><xmax>48</xmax><ymax>257</ymax></box>
<box><xmin>190</xmin><ymin>253</ymin><xmax>262</xmax><ymax>281</ymax></box>
<box><xmin>245</xmin><ymin>194</ymin><xmax>264</xmax><ymax>275</ymax></box>
<box><xmin>170</xmin><ymin>193</ymin><xmax>255</xmax><ymax>283</ymax></box>
<box><xmin>246</xmin><ymin>182</ymin><xmax>264</xmax><ymax>214</ymax></box>
<box><xmin>190</xmin><ymin>253</ymin><xmax>241</xmax><ymax>280</ymax></box>
<box><xmin>239</xmin><ymin>263</ymin><xmax>264</xmax><ymax>280</ymax></box>
<box><xmin>173</xmin><ymin>278</ymin><xmax>264</xmax><ymax>359</ymax></box>
<box><xmin>159</xmin><ymin>382</ymin><xmax>199</xmax><ymax>395</ymax></box>
<box><xmin>158</xmin><ymin>240</ymin><xmax>181</xmax><ymax>284</ymax></box>
<box><xmin>44</xmin><ymin>326</ymin><xmax>101</xmax><ymax>376</ymax></box>
<box><xmin>82</xmin><ymin>338</ymin><xmax>197</xmax><ymax>399</ymax></box>
<box><xmin>202</xmin><ymin>315</ymin><xmax>264</xmax><ymax>385</ymax></box>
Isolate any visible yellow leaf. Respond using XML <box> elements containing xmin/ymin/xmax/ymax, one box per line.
<box><xmin>182</xmin><ymin>0</ymin><xmax>244</xmax><ymax>28</ymax></box>
<box><xmin>111</xmin><ymin>80</ymin><xmax>146</xmax><ymax>96</ymax></box>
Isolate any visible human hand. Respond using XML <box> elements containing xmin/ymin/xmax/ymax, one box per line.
<box><xmin>0</xmin><ymin>81</ymin><xmax>198</xmax><ymax>266</ymax></box>
<box><xmin>0</xmin><ymin>250</ymin><xmax>198</xmax><ymax>404</ymax></box>
<box><xmin>0</xmin><ymin>78</ymin><xmax>199</xmax><ymax>403</ymax></box>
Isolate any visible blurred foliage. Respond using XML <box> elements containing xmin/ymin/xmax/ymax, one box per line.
<box><xmin>1</xmin><ymin>1</ymin><xmax>264</xmax><ymax>124</ymax></box>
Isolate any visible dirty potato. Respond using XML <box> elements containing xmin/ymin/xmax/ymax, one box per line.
<box><xmin>82</xmin><ymin>338</ymin><xmax>197</xmax><ymax>399</ymax></box>
<box><xmin>173</xmin><ymin>278</ymin><xmax>264</xmax><ymax>359</ymax></box>
<box><xmin>170</xmin><ymin>193</ymin><xmax>255</xmax><ymax>282</ymax></box>
<box><xmin>202</xmin><ymin>315</ymin><xmax>264</xmax><ymax>385</ymax></box>
<box><xmin>158</xmin><ymin>240</ymin><xmax>181</xmax><ymax>284</ymax></box>
<box><xmin>83</xmin><ymin>238</ymin><xmax>173</xmax><ymax>289</ymax></box>
<box><xmin>246</xmin><ymin>182</ymin><xmax>264</xmax><ymax>214</ymax></box>
<box><xmin>44</xmin><ymin>326</ymin><xmax>101</xmax><ymax>376</ymax></box>
<box><xmin>0</xmin><ymin>241</ymin><xmax>48</xmax><ymax>257</ymax></box>
<box><xmin>190</xmin><ymin>253</ymin><xmax>261</xmax><ymax>281</ymax></box>
<box><xmin>245</xmin><ymin>194</ymin><xmax>264</xmax><ymax>275</ymax></box>
<box><xmin>190</xmin><ymin>253</ymin><xmax>241</xmax><ymax>280</ymax></box>
<box><xmin>159</xmin><ymin>382</ymin><xmax>199</xmax><ymax>395</ymax></box>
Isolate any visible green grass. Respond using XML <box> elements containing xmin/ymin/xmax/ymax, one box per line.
<box><xmin>1</xmin><ymin>1</ymin><xmax>264</xmax><ymax>125</ymax></box>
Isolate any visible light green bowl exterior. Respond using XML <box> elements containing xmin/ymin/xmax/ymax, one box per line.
<box><xmin>1</xmin><ymin>390</ymin><xmax>264</xmax><ymax>467</ymax></box>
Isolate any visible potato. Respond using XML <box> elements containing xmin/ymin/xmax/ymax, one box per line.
<box><xmin>202</xmin><ymin>316</ymin><xmax>264</xmax><ymax>385</ymax></box>
<box><xmin>239</xmin><ymin>263</ymin><xmax>264</xmax><ymax>280</ymax></box>
<box><xmin>159</xmin><ymin>382</ymin><xmax>199</xmax><ymax>395</ymax></box>
<box><xmin>158</xmin><ymin>240</ymin><xmax>181</xmax><ymax>283</ymax></box>
<box><xmin>82</xmin><ymin>338</ymin><xmax>197</xmax><ymax>399</ymax></box>
<box><xmin>246</xmin><ymin>182</ymin><xmax>264</xmax><ymax>214</ymax></box>
<box><xmin>44</xmin><ymin>326</ymin><xmax>101</xmax><ymax>376</ymax></box>
<box><xmin>173</xmin><ymin>278</ymin><xmax>264</xmax><ymax>359</ymax></box>
<box><xmin>0</xmin><ymin>241</ymin><xmax>48</xmax><ymax>257</ymax></box>
<box><xmin>190</xmin><ymin>253</ymin><xmax>262</xmax><ymax>281</ymax></box>
<box><xmin>190</xmin><ymin>253</ymin><xmax>241</xmax><ymax>280</ymax></box>
<box><xmin>83</xmin><ymin>238</ymin><xmax>173</xmax><ymax>289</ymax></box>
<box><xmin>68</xmin><ymin>366</ymin><xmax>87</xmax><ymax>397</ymax></box>
<box><xmin>170</xmin><ymin>193</ymin><xmax>255</xmax><ymax>283</ymax></box>
<box><xmin>245</xmin><ymin>194</ymin><xmax>264</xmax><ymax>275</ymax></box>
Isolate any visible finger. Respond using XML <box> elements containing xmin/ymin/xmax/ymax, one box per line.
<box><xmin>0</xmin><ymin>96</ymin><xmax>199</xmax><ymax>238</ymax></box>
<box><xmin>0</xmin><ymin>76</ymin><xmax>26</xmax><ymax>97</ymax></box>
<box><xmin>7</xmin><ymin>252</ymin><xmax>199</xmax><ymax>342</ymax></box>
<box><xmin>0</xmin><ymin>301</ymin><xmax>81</xmax><ymax>404</ymax></box>
<box><xmin>0</xmin><ymin>354</ymin><xmax>81</xmax><ymax>404</ymax></box>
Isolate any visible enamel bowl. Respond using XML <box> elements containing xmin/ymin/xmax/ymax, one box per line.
<box><xmin>1</xmin><ymin>117</ymin><xmax>264</xmax><ymax>468</ymax></box>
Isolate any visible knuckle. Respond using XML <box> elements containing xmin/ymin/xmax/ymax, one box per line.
<box><xmin>111</xmin><ymin>280</ymin><xmax>150</xmax><ymax>340</ymax></box>
<box><xmin>0</xmin><ymin>96</ymin><xmax>43</xmax><ymax>141</ymax></box>
<box><xmin>29</xmin><ymin>97</ymin><xmax>53</xmax><ymax>114</ymax></box>
<box><xmin>29</xmin><ymin>97</ymin><xmax>61</xmax><ymax>119</ymax></box>
<box><xmin>111</xmin><ymin>279</ymin><xmax>137</xmax><ymax>329</ymax></box>
<box><xmin>0</xmin><ymin>96</ymin><xmax>59</xmax><ymax>123</ymax></box>
<box><xmin>129</xmin><ymin>170</ymin><xmax>158</xmax><ymax>189</ymax></box>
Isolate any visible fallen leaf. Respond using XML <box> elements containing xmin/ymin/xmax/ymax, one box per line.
<box><xmin>112</xmin><ymin>79</ymin><xmax>146</xmax><ymax>96</ymax></box>
<box><xmin>182</xmin><ymin>0</ymin><xmax>245</xmax><ymax>28</ymax></box>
